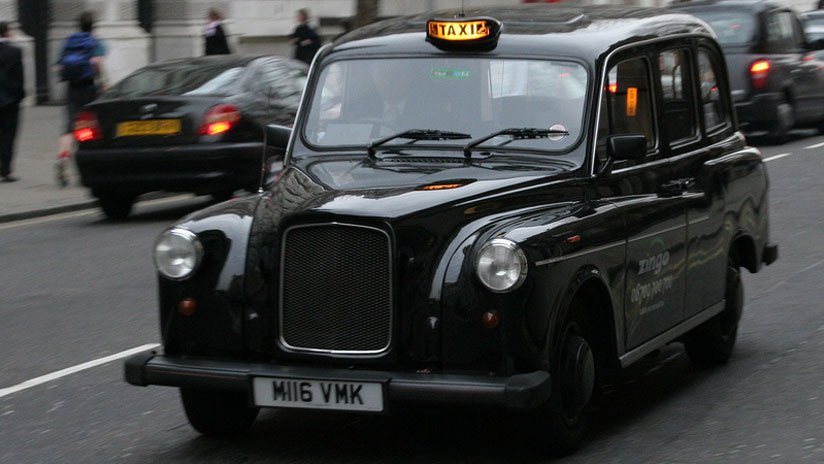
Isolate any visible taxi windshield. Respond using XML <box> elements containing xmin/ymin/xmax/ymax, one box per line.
<box><xmin>303</xmin><ymin>58</ymin><xmax>588</xmax><ymax>154</ymax></box>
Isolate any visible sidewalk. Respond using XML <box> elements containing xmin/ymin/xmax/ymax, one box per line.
<box><xmin>0</xmin><ymin>106</ymin><xmax>97</xmax><ymax>223</ymax></box>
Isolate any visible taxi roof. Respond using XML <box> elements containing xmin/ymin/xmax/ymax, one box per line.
<box><xmin>330</xmin><ymin>5</ymin><xmax>713</xmax><ymax>60</ymax></box>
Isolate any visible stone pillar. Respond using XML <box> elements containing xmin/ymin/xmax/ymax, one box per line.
<box><xmin>49</xmin><ymin>0</ymin><xmax>150</xmax><ymax>101</ymax></box>
<box><xmin>1</xmin><ymin>0</ymin><xmax>35</xmax><ymax>105</ymax></box>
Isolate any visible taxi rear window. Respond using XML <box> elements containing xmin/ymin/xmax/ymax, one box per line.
<box><xmin>685</xmin><ymin>9</ymin><xmax>756</xmax><ymax>46</ymax></box>
<box><xmin>304</xmin><ymin>58</ymin><xmax>588</xmax><ymax>153</ymax></box>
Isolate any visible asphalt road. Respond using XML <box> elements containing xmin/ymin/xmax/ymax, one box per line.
<box><xmin>1</xmin><ymin>133</ymin><xmax>823</xmax><ymax>463</ymax></box>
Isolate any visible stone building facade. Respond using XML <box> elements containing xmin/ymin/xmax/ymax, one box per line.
<box><xmin>3</xmin><ymin>0</ymin><xmax>821</xmax><ymax>104</ymax></box>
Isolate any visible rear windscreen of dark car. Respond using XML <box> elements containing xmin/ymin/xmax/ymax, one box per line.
<box><xmin>686</xmin><ymin>9</ymin><xmax>756</xmax><ymax>46</ymax></box>
<box><xmin>108</xmin><ymin>64</ymin><xmax>244</xmax><ymax>98</ymax></box>
<box><xmin>806</xmin><ymin>15</ymin><xmax>824</xmax><ymax>41</ymax></box>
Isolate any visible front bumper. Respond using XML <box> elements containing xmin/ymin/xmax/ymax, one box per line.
<box><xmin>124</xmin><ymin>351</ymin><xmax>552</xmax><ymax>410</ymax></box>
<box><xmin>75</xmin><ymin>142</ymin><xmax>262</xmax><ymax>194</ymax></box>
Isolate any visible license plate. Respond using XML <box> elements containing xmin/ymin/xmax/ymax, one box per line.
<box><xmin>116</xmin><ymin>119</ymin><xmax>181</xmax><ymax>137</ymax></box>
<box><xmin>252</xmin><ymin>377</ymin><xmax>384</xmax><ymax>412</ymax></box>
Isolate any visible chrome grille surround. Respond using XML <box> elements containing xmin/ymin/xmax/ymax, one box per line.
<box><xmin>278</xmin><ymin>222</ymin><xmax>393</xmax><ymax>356</ymax></box>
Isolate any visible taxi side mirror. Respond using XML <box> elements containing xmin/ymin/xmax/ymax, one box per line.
<box><xmin>607</xmin><ymin>134</ymin><xmax>647</xmax><ymax>161</ymax></box>
<box><xmin>266</xmin><ymin>124</ymin><xmax>292</xmax><ymax>151</ymax></box>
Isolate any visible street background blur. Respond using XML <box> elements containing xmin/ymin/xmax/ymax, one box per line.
<box><xmin>3</xmin><ymin>0</ymin><xmax>820</xmax><ymax>109</ymax></box>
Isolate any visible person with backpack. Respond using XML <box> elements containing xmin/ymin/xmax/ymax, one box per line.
<box><xmin>56</xmin><ymin>11</ymin><xmax>106</xmax><ymax>187</ymax></box>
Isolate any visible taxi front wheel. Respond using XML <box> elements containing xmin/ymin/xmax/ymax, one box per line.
<box><xmin>684</xmin><ymin>259</ymin><xmax>743</xmax><ymax>366</ymax></box>
<box><xmin>527</xmin><ymin>302</ymin><xmax>595</xmax><ymax>456</ymax></box>
<box><xmin>180</xmin><ymin>388</ymin><xmax>259</xmax><ymax>436</ymax></box>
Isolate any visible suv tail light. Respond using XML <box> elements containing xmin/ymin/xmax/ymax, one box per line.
<box><xmin>198</xmin><ymin>104</ymin><xmax>241</xmax><ymax>136</ymax></box>
<box><xmin>750</xmin><ymin>59</ymin><xmax>771</xmax><ymax>91</ymax></box>
<box><xmin>74</xmin><ymin>110</ymin><xmax>102</xmax><ymax>142</ymax></box>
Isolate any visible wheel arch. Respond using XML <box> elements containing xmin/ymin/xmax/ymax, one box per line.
<box><xmin>548</xmin><ymin>265</ymin><xmax>621</xmax><ymax>377</ymax></box>
<box><xmin>731</xmin><ymin>232</ymin><xmax>758</xmax><ymax>273</ymax></box>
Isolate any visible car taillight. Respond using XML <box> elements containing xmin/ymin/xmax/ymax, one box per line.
<box><xmin>74</xmin><ymin>110</ymin><xmax>102</xmax><ymax>142</ymax></box>
<box><xmin>750</xmin><ymin>59</ymin><xmax>770</xmax><ymax>91</ymax></box>
<box><xmin>198</xmin><ymin>104</ymin><xmax>241</xmax><ymax>136</ymax></box>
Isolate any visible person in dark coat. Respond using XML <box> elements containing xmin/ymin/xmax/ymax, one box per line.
<box><xmin>204</xmin><ymin>8</ymin><xmax>231</xmax><ymax>55</ymax></box>
<box><xmin>290</xmin><ymin>8</ymin><xmax>321</xmax><ymax>65</ymax></box>
<box><xmin>0</xmin><ymin>21</ymin><xmax>25</xmax><ymax>182</ymax></box>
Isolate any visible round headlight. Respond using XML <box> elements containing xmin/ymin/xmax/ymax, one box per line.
<box><xmin>475</xmin><ymin>238</ymin><xmax>527</xmax><ymax>293</ymax></box>
<box><xmin>154</xmin><ymin>228</ymin><xmax>203</xmax><ymax>280</ymax></box>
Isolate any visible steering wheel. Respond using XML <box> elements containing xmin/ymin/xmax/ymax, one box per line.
<box><xmin>350</xmin><ymin>117</ymin><xmax>400</xmax><ymax>138</ymax></box>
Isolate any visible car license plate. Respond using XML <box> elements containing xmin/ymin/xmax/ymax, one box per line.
<box><xmin>252</xmin><ymin>377</ymin><xmax>384</xmax><ymax>412</ymax></box>
<box><xmin>116</xmin><ymin>119</ymin><xmax>181</xmax><ymax>137</ymax></box>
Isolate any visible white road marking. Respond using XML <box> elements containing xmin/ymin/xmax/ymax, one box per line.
<box><xmin>0</xmin><ymin>195</ymin><xmax>194</xmax><ymax>231</ymax></box>
<box><xmin>0</xmin><ymin>343</ymin><xmax>159</xmax><ymax>399</ymax></box>
<box><xmin>803</xmin><ymin>141</ymin><xmax>824</xmax><ymax>150</ymax></box>
<box><xmin>763</xmin><ymin>153</ymin><xmax>792</xmax><ymax>162</ymax></box>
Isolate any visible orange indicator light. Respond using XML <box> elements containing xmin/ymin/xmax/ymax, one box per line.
<box><xmin>419</xmin><ymin>183</ymin><xmax>464</xmax><ymax>191</ymax></box>
<box><xmin>482</xmin><ymin>311</ymin><xmax>500</xmax><ymax>329</ymax></box>
<box><xmin>565</xmin><ymin>235</ymin><xmax>581</xmax><ymax>244</ymax></box>
<box><xmin>178</xmin><ymin>298</ymin><xmax>198</xmax><ymax>316</ymax></box>
<box><xmin>750</xmin><ymin>60</ymin><xmax>770</xmax><ymax>73</ymax></box>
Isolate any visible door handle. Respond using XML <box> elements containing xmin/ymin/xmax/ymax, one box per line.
<box><xmin>659</xmin><ymin>178</ymin><xmax>694</xmax><ymax>197</ymax></box>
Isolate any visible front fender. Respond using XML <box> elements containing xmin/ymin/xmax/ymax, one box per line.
<box><xmin>158</xmin><ymin>195</ymin><xmax>262</xmax><ymax>356</ymax></box>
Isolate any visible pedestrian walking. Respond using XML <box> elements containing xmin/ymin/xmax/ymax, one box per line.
<box><xmin>55</xmin><ymin>11</ymin><xmax>106</xmax><ymax>187</ymax></box>
<box><xmin>0</xmin><ymin>21</ymin><xmax>25</xmax><ymax>183</ymax></box>
<box><xmin>289</xmin><ymin>8</ymin><xmax>321</xmax><ymax>65</ymax></box>
<box><xmin>204</xmin><ymin>8</ymin><xmax>231</xmax><ymax>55</ymax></box>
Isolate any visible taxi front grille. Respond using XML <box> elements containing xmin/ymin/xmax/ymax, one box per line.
<box><xmin>279</xmin><ymin>223</ymin><xmax>392</xmax><ymax>355</ymax></box>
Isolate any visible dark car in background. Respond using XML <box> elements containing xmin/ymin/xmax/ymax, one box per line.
<box><xmin>74</xmin><ymin>55</ymin><xmax>307</xmax><ymax>219</ymax></box>
<box><xmin>805</xmin><ymin>9</ymin><xmax>824</xmax><ymax>39</ymax></box>
<box><xmin>677</xmin><ymin>0</ymin><xmax>824</xmax><ymax>142</ymax></box>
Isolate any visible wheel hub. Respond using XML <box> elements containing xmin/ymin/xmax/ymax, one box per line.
<box><xmin>560</xmin><ymin>333</ymin><xmax>595</xmax><ymax>420</ymax></box>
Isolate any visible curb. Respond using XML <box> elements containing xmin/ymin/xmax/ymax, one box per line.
<box><xmin>0</xmin><ymin>200</ymin><xmax>99</xmax><ymax>224</ymax></box>
<box><xmin>0</xmin><ymin>192</ymin><xmax>192</xmax><ymax>225</ymax></box>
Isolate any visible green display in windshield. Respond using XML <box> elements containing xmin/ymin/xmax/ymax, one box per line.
<box><xmin>430</xmin><ymin>68</ymin><xmax>470</xmax><ymax>80</ymax></box>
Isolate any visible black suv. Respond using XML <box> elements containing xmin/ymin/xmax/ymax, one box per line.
<box><xmin>676</xmin><ymin>0</ymin><xmax>824</xmax><ymax>142</ymax></box>
<box><xmin>125</xmin><ymin>5</ymin><xmax>777</xmax><ymax>455</ymax></box>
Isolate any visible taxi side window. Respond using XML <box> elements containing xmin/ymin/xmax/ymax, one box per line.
<box><xmin>596</xmin><ymin>57</ymin><xmax>656</xmax><ymax>167</ymax></box>
<box><xmin>658</xmin><ymin>49</ymin><xmax>697</xmax><ymax>146</ymax></box>
<box><xmin>697</xmin><ymin>49</ymin><xmax>730</xmax><ymax>133</ymax></box>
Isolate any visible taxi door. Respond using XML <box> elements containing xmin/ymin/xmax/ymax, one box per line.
<box><xmin>673</xmin><ymin>44</ymin><xmax>737</xmax><ymax>319</ymax></box>
<box><xmin>595</xmin><ymin>53</ymin><xmax>688</xmax><ymax>351</ymax></box>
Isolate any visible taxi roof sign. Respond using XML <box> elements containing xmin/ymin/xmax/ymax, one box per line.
<box><xmin>426</xmin><ymin>17</ymin><xmax>502</xmax><ymax>50</ymax></box>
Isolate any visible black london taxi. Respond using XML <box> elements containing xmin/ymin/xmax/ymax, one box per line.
<box><xmin>125</xmin><ymin>5</ymin><xmax>778</xmax><ymax>455</ymax></box>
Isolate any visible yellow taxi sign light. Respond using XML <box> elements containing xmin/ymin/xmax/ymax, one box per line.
<box><xmin>426</xmin><ymin>17</ymin><xmax>502</xmax><ymax>50</ymax></box>
<box><xmin>428</xmin><ymin>20</ymin><xmax>490</xmax><ymax>41</ymax></box>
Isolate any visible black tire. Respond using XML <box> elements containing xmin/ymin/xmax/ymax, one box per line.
<box><xmin>97</xmin><ymin>194</ymin><xmax>135</xmax><ymax>220</ymax></box>
<box><xmin>768</xmin><ymin>99</ymin><xmax>794</xmax><ymax>145</ymax></box>
<box><xmin>684</xmin><ymin>259</ymin><xmax>743</xmax><ymax>366</ymax></box>
<box><xmin>531</xmin><ymin>304</ymin><xmax>596</xmax><ymax>456</ymax></box>
<box><xmin>180</xmin><ymin>388</ymin><xmax>259</xmax><ymax>436</ymax></box>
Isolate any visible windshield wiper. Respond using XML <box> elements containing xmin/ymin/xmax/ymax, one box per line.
<box><xmin>367</xmin><ymin>129</ymin><xmax>472</xmax><ymax>158</ymax></box>
<box><xmin>462</xmin><ymin>127</ymin><xmax>570</xmax><ymax>158</ymax></box>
